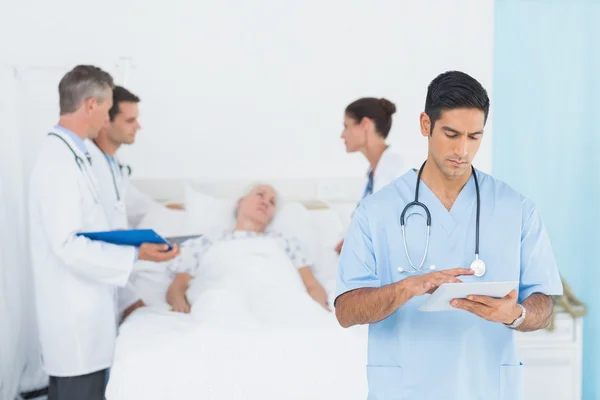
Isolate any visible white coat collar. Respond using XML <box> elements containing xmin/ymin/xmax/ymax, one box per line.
<box><xmin>49</xmin><ymin>128</ymin><xmax>90</xmax><ymax>161</ymax></box>
<box><xmin>366</xmin><ymin>145</ymin><xmax>393</xmax><ymax>176</ymax></box>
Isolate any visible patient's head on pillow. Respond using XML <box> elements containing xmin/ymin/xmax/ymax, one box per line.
<box><xmin>235</xmin><ymin>183</ymin><xmax>280</xmax><ymax>232</ymax></box>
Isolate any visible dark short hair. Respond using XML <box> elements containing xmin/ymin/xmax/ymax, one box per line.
<box><xmin>109</xmin><ymin>86</ymin><xmax>141</xmax><ymax>121</ymax></box>
<box><xmin>58</xmin><ymin>65</ymin><xmax>114</xmax><ymax>115</ymax></box>
<box><xmin>345</xmin><ymin>97</ymin><xmax>397</xmax><ymax>139</ymax></box>
<box><xmin>424</xmin><ymin>71</ymin><xmax>490</xmax><ymax>132</ymax></box>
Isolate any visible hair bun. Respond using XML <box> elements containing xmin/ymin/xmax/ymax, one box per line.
<box><xmin>379</xmin><ymin>98</ymin><xmax>396</xmax><ymax>115</ymax></box>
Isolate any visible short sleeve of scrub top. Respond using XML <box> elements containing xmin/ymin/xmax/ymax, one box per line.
<box><xmin>518</xmin><ymin>203</ymin><xmax>564</xmax><ymax>302</ymax></box>
<box><xmin>334</xmin><ymin>204</ymin><xmax>381</xmax><ymax>304</ymax></box>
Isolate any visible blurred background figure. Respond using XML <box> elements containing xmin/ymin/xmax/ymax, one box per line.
<box><xmin>336</xmin><ymin>97</ymin><xmax>404</xmax><ymax>254</ymax></box>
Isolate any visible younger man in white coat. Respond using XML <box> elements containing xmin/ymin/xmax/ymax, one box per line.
<box><xmin>28</xmin><ymin>65</ymin><xmax>180</xmax><ymax>400</ymax></box>
<box><xmin>87</xmin><ymin>86</ymin><xmax>180</xmax><ymax>321</ymax></box>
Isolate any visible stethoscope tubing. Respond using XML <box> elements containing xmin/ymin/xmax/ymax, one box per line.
<box><xmin>48</xmin><ymin>133</ymin><xmax>101</xmax><ymax>203</ymax></box>
<box><xmin>400</xmin><ymin>160</ymin><xmax>481</xmax><ymax>273</ymax></box>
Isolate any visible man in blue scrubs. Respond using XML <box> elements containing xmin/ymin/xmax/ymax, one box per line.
<box><xmin>334</xmin><ymin>70</ymin><xmax>563</xmax><ymax>400</ymax></box>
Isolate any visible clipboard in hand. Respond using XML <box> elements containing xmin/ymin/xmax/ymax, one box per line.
<box><xmin>76</xmin><ymin>229</ymin><xmax>173</xmax><ymax>250</ymax></box>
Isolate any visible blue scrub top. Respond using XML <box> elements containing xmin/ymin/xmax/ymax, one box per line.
<box><xmin>335</xmin><ymin>169</ymin><xmax>563</xmax><ymax>400</ymax></box>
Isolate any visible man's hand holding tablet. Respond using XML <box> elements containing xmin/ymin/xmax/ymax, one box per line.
<box><xmin>403</xmin><ymin>268</ymin><xmax>476</xmax><ymax>297</ymax></box>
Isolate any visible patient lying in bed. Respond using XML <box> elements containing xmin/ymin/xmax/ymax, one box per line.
<box><xmin>165</xmin><ymin>183</ymin><xmax>330</xmax><ymax>320</ymax></box>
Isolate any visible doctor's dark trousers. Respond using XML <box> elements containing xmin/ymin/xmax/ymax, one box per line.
<box><xmin>48</xmin><ymin>369</ymin><xmax>108</xmax><ymax>400</ymax></box>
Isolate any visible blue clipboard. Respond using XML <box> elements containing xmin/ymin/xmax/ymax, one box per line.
<box><xmin>76</xmin><ymin>229</ymin><xmax>172</xmax><ymax>249</ymax></box>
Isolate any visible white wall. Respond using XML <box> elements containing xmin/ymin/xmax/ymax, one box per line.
<box><xmin>0</xmin><ymin>0</ymin><xmax>494</xmax><ymax>395</ymax></box>
<box><xmin>1</xmin><ymin>0</ymin><xmax>494</xmax><ymax>182</ymax></box>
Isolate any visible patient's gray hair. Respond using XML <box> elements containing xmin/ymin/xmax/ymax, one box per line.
<box><xmin>234</xmin><ymin>182</ymin><xmax>283</xmax><ymax>217</ymax></box>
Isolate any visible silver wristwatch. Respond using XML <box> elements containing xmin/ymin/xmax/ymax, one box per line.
<box><xmin>506</xmin><ymin>304</ymin><xmax>526</xmax><ymax>329</ymax></box>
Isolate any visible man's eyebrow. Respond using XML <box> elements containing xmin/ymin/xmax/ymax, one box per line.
<box><xmin>441</xmin><ymin>126</ymin><xmax>483</xmax><ymax>135</ymax></box>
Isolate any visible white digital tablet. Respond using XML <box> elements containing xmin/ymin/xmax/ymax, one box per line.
<box><xmin>418</xmin><ymin>281</ymin><xmax>519</xmax><ymax>312</ymax></box>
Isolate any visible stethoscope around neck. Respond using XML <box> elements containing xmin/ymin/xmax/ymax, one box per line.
<box><xmin>48</xmin><ymin>133</ymin><xmax>101</xmax><ymax>203</ymax></box>
<box><xmin>398</xmin><ymin>160</ymin><xmax>486</xmax><ymax>277</ymax></box>
<box><xmin>94</xmin><ymin>141</ymin><xmax>131</xmax><ymax>203</ymax></box>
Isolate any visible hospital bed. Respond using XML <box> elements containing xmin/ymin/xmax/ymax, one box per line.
<box><xmin>105</xmin><ymin>178</ymin><xmax>371</xmax><ymax>400</ymax></box>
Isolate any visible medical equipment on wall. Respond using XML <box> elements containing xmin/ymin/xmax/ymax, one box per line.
<box><xmin>48</xmin><ymin>133</ymin><xmax>101</xmax><ymax>203</ymax></box>
<box><xmin>398</xmin><ymin>160</ymin><xmax>486</xmax><ymax>277</ymax></box>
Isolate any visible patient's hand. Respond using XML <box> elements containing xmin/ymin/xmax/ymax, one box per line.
<box><xmin>298</xmin><ymin>266</ymin><xmax>331</xmax><ymax>312</ymax></box>
<box><xmin>308</xmin><ymin>284</ymin><xmax>331</xmax><ymax>312</ymax></box>
<box><xmin>166</xmin><ymin>273</ymin><xmax>192</xmax><ymax>313</ymax></box>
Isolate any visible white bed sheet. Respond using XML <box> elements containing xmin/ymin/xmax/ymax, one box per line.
<box><xmin>106</xmin><ymin>307</ymin><xmax>368</xmax><ymax>400</ymax></box>
<box><xmin>107</xmin><ymin>237</ymin><xmax>369</xmax><ymax>400</ymax></box>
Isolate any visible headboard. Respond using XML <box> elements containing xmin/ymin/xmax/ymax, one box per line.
<box><xmin>130</xmin><ymin>177</ymin><xmax>366</xmax><ymax>209</ymax></box>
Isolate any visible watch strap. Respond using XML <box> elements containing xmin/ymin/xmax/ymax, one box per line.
<box><xmin>506</xmin><ymin>304</ymin><xmax>526</xmax><ymax>329</ymax></box>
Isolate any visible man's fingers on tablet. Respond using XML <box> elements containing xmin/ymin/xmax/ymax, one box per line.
<box><xmin>443</xmin><ymin>268</ymin><xmax>475</xmax><ymax>276</ymax></box>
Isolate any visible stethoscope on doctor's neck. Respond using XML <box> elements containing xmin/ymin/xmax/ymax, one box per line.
<box><xmin>92</xmin><ymin>140</ymin><xmax>132</xmax><ymax>202</ymax></box>
<box><xmin>48</xmin><ymin>132</ymin><xmax>101</xmax><ymax>203</ymax></box>
<box><xmin>398</xmin><ymin>160</ymin><xmax>486</xmax><ymax>277</ymax></box>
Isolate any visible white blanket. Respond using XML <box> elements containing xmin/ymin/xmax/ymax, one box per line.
<box><xmin>186</xmin><ymin>236</ymin><xmax>336</xmax><ymax>327</ymax></box>
<box><xmin>106</xmin><ymin>236</ymin><xmax>369</xmax><ymax>400</ymax></box>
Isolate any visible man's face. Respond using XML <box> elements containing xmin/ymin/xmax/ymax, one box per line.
<box><xmin>420</xmin><ymin>108</ymin><xmax>485</xmax><ymax>179</ymax></box>
<box><xmin>107</xmin><ymin>102</ymin><xmax>141</xmax><ymax>145</ymax></box>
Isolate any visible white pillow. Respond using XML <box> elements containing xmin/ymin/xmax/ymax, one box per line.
<box><xmin>183</xmin><ymin>183</ymin><xmax>237</xmax><ymax>235</ymax></box>
<box><xmin>304</xmin><ymin>209</ymin><xmax>345</xmax><ymax>284</ymax></box>
<box><xmin>136</xmin><ymin>206</ymin><xmax>189</xmax><ymax>237</ymax></box>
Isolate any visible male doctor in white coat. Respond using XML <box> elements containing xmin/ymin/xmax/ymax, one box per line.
<box><xmin>87</xmin><ymin>85</ymin><xmax>181</xmax><ymax>322</ymax></box>
<box><xmin>28</xmin><ymin>65</ymin><xmax>180</xmax><ymax>400</ymax></box>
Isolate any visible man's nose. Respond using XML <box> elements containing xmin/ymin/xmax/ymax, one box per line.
<box><xmin>454</xmin><ymin>136</ymin><xmax>468</xmax><ymax>158</ymax></box>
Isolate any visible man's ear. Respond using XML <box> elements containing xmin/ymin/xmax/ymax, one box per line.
<box><xmin>82</xmin><ymin>96</ymin><xmax>97</xmax><ymax>115</ymax></box>
<box><xmin>419</xmin><ymin>112</ymin><xmax>431</xmax><ymax>137</ymax></box>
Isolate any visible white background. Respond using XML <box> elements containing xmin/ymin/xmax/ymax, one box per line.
<box><xmin>0</xmin><ymin>0</ymin><xmax>494</xmax><ymax>181</ymax></box>
<box><xmin>0</xmin><ymin>1</ymin><xmax>493</xmax><ymax>395</ymax></box>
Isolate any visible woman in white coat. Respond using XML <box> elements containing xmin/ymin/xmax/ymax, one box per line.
<box><xmin>335</xmin><ymin>97</ymin><xmax>405</xmax><ymax>254</ymax></box>
<box><xmin>28</xmin><ymin>65</ymin><xmax>180</xmax><ymax>400</ymax></box>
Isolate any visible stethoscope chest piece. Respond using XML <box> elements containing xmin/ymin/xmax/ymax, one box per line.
<box><xmin>470</xmin><ymin>258</ymin><xmax>486</xmax><ymax>277</ymax></box>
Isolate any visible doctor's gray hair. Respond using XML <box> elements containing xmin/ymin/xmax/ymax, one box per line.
<box><xmin>58</xmin><ymin>65</ymin><xmax>114</xmax><ymax>115</ymax></box>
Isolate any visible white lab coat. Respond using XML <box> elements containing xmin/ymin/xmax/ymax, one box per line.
<box><xmin>28</xmin><ymin>129</ymin><xmax>136</xmax><ymax>377</ymax></box>
<box><xmin>87</xmin><ymin>140</ymin><xmax>161</xmax><ymax>313</ymax></box>
<box><xmin>368</xmin><ymin>146</ymin><xmax>405</xmax><ymax>193</ymax></box>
